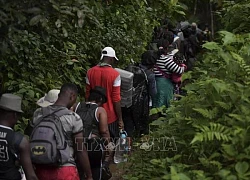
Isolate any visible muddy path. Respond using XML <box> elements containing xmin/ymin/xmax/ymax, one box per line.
<box><xmin>109</xmin><ymin>164</ymin><xmax>124</xmax><ymax>180</ymax></box>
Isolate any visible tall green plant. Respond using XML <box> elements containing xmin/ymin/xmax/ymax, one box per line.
<box><xmin>221</xmin><ymin>0</ymin><xmax>250</xmax><ymax>33</ymax></box>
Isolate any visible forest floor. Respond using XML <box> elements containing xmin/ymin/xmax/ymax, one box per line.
<box><xmin>110</xmin><ymin>164</ymin><xmax>124</xmax><ymax>180</ymax></box>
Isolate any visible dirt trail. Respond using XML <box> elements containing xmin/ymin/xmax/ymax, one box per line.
<box><xmin>109</xmin><ymin>164</ymin><xmax>124</xmax><ymax>180</ymax></box>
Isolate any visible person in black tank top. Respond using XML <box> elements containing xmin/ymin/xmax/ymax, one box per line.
<box><xmin>74</xmin><ymin>87</ymin><xmax>111</xmax><ymax>180</ymax></box>
<box><xmin>0</xmin><ymin>94</ymin><xmax>38</xmax><ymax>180</ymax></box>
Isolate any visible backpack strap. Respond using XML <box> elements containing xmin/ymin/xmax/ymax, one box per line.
<box><xmin>52</xmin><ymin>108</ymin><xmax>72</xmax><ymax>144</ymax></box>
<box><xmin>41</xmin><ymin>106</ymin><xmax>69</xmax><ymax>117</ymax></box>
<box><xmin>140</xmin><ymin>68</ymin><xmax>148</xmax><ymax>84</ymax></box>
<box><xmin>54</xmin><ymin>108</ymin><xmax>71</xmax><ymax>117</ymax></box>
<box><xmin>74</xmin><ymin>102</ymin><xmax>81</xmax><ymax>113</ymax></box>
<box><xmin>77</xmin><ymin>102</ymin><xmax>98</xmax><ymax>112</ymax></box>
<box><xmin>34</xmin><ymin>107</ymin><xmax>70</xmax><ymax>126</ymax></box>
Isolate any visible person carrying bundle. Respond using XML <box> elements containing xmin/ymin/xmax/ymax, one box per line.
<box><xmin>117</xmin><ymin>50</ymin><xmax>157</xmax><ymax>137</ymax></box>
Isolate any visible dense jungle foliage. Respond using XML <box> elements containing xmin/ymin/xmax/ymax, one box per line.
<box><xmin>123</xmin><ymin>0</ymin><xmax>250</xmax><ymax>179</ymax></box>
<box><xmin>1</xmin><ymin>0</ymin><xmax>250</xmax><ymax>179</ymax></box>
<box><xmin>0</xmin><ymin>0</ymin><xmax>185</xmax><ymax>132</ymax></box>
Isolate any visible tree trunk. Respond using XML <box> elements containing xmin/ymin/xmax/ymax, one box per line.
<box><xmin>193</xmin><ymin>0</ymin><xmax>198</xmax><ymax>15</ymax></box>
<box><xmin>210</xmin><ymin>0</ymin><xmax>214</xmax><ymax>40</ymax></box>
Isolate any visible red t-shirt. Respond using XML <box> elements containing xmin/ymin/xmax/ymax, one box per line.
<box><xmin>85</xmin><ymin>64</ymin><xmax>121</xmax><ymax>124</ymax></box>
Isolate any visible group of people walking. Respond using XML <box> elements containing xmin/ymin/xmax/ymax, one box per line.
<box><xmin>121</xmin><ymin>20</ymin><xmax>210</xmax><ymax>138</ymax></box>
<box><xmin>0</xmin><ymin>47</ymin><xmax>124</xmax><ymax>180</ymax></box>
<box><xmin>0</xmin><ymin>19</ymin><xmax>209</xmax><ymax>180</ymax></box>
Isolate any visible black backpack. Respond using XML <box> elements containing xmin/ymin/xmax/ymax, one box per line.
<box><xmin>126</xmin><ymin>65</ymin><xmax>150</xmax><ymax>129</ymax></box>
<box><xmin>75</xmin><ymin>102</ymin><xmax>100</xmax><ymax>138</ymax></box>
<box><xmin>126</xmin><ymin>65</ymin><xmax>148</xmax><ymax>104</ymax></box>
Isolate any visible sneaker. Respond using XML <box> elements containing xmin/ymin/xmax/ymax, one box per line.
<box><xmin>101</xmin><ymin>166</ymin><xmax>112</xmax><ymax>180</ymax></box>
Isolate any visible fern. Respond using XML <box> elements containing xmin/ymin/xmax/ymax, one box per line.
<box><xmin>215</xmin><ymin>101</ymin><xmax>232</xmax><ymax>110</ymax></box>
<box><xmin>199</xmin><ymin>157</ymin><xmax>222</xmax><ymax>170</ymax></box>
<box><xmin>228</xmin><ymin>114</ymin><xmax>244</xmax><ymax>122</ymax></box>
<box><xmin>191</xmin><ymin>123</ymin><xmax>231</xmax><ymax>144</ymax></box>
<box><xmin>230</xmin><ymin>51</ymin><xmax>250</xmax><ymax>85</ymax></box>
<box><xmin>193</xmin><ymin>108</ymin><xmax>218</xmax><ymax>120</ymax></box>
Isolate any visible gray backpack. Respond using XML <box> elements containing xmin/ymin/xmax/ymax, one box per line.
<box><xmin>30</xmin><ymin>107</ymin><xmax>71</xmax><ymax>166</ymax></box>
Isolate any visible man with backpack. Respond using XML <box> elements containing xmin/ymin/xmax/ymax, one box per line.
<box><xmin>0</xmin><ymin>93</ymin><xmax>38</xmax><ymax>180</ymax></box>
<box><xmin>30</xmin><ymin>83</ymin><xmax>93</xmax><ymax>180</ymax></box>
<box><xmin>85</xmin><ymin>47</ymin><xmax>124</xmax><ymax>141</ymax></box>
<box><xmin>74</xmin><ymin>86</ymin><xmax>111</xmax><ymax>180</ymax></box>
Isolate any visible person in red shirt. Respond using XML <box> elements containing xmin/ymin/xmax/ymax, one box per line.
<box><xmin>85</xmin><ymin>47</ymin><xmax>124</xmax><ymax>140</ymax></box>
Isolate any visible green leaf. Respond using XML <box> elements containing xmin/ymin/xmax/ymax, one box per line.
<box><xmin>218</xmin><ymin>169</ymin><xmax>231</xmax><ymax>178</ymax></box>
<box><xmin>78</xmin><ymin>18</ymin><xmax>84</xmax><ymax>28</ymax></box>
<box><xmin>222</xmin><ymin>144</ymin><xmax>237</xmax><ymax>156</ymax></box>
<box><xmin>22</xmin><ymin>100</ymin><xmax>29</xmax><ymax>108</ymax></box>
<box><xmin>162</xmin><ymin>174</ymin><xmax>171</xmax><ymax>179</ymax></box>
<box><xmin>212</xmin><ymin>81</ymin><xmax>228</xmax><ymax>93</ymax></box>
<box><xmin>228</xmin><ymin>114</ymin><xmax>244</xmax><ymax>122</ymax></box>
<box><xmin>181</xmin><ymin>71</ymin><xmax>192</xmax><ymax>81</ymax></box>
<box><xmin>67</xmin><ymin>61</ymin><xmax>74</xmax><ymax>65</ymax></box>
<box><xmin>175</xmin><ymin>10</ymin><xmax>186</xmax><ymax>16</ymax></box>
<box><xmin>170</xmin><ymin>166</ymin><xmax>178</xmax><ymax>176</ymax></box>
<box><xmin>77</xmin><ymin>10</ymin><xmax>83</xmax><ymax>18</ymax></box>
<box><xmin>28</xmin><ymin>90</ymin><xmax>35</xmax><ymax>98</ymax></box>
<box><xmin>214</xmin><ymin>101</ymin><xmax>231</xmax><ymax>110</ymax></box>
<box><xmin>60</xmin><ymin>10</ymin><xmax>74</xmax><ymax>16</ymax></box>
<box><xmin>17</xmin><ymin>88</ymin><xmax>27</xmax><ymax>94</ymax></box>
<box><xmin>26</xmin><ymin>7</ymin><xmax>42</xmax><ymax>14</ymax></box>
<box><xmin>0</xmin><ymin>10</ymin><xmax>7</xmax><ymax>18</ymax></box>
<box><xmin>29</xmin><ymin>15</ymin><xmax>42</xmax><ymax>26</ymax></box>
<box><xmin>226</xmin><ymin>175</ymin><xmax>237</xmax><ymax>180</ymax></box>
<box><xmin>52</xmin><ymin>4</ymin><xmax>60</xmax><ymax>11</ymax></box>
<box><xmin>8</xmin><ymin>72</ymin><xmax>13</xmax><ymax>79</ymax></box>
<box><xmin>150</xmin><ymin>108</ymin><xmax>158</xmax><ymax>115</ymax></box>
<box><xmin>177</xmin><ymin>173</ymin><xmax>191</xmax><ymax>180</ymax></box>
<box><xmin>219</xmin><ymin>31</ymin><xmax>236</xmax><ymax>45</ymax></box>
<box><xmin>193</xmin><ymin>108</ymin><xmax>211</xmax><ymax>119</ymax></box>
<box><xmin>62</xmin><ymin>27</ymin><xmax>68</xmax><ymax>37</ymax></box>
<box><xmin>123</xmin><ymin>24</ymin><xmax>128</xmax><ymax>30</ymax></box>
<box><xmin>191</xmin><ymin>133</ymin><xmax>203</xmax><ymax>144</ymax></box>
<box><xmin>231</xmin><ymin>52</ymin><xmax>244</xmax><ymax>62</ymax></box>
<box><xmin>150</xmin><ymin>159</ymin><xmax>161</xmax><ymax>165</ymax></box>
<box><xmin>130</xmin><ymin>178</ymin><xmax>139</xmax><ymax>180</ymax></box>
<box><xmin>235</xmin><ymin>162</ymin><xmax>249</xmax><ymax>174</ymax></box>
<box><xmin>143</xmin><ymin>0</ymin><xmax>148</xmax><ymax>5</ymax></box>
<box><xmin>202</xmin><ymin>42</ymin><xmax>220</xmax><ymax>50</ymax></box>
<box><xmin>150</xmin><ymin>119</ymin><xmax>164</xmax><ymax>126</ymax></box>
<box><xmin>170</xmin><ymin>0</ymin><xmax>178</xmax><ymax>6</ymax></box>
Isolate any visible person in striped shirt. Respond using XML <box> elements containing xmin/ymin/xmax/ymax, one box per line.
<box><xmin>153</xmin><ymin>38</ymin><xmax>186</xmax><ymax>108</ymax></box>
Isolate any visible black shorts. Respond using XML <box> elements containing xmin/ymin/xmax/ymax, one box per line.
<box><xmin>108</xmin><ymin>120</ymin><xmax>119</xmax><ymax>139</ymax></box>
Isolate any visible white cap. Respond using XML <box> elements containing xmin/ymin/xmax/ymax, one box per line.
<box><xmin>36</xmin><ymin>89</ymin><xmax>60</xmax><ymax>107</ymax></box>
<box><xmin>100</xmin><ymin>47</ymin><xmax>118</xmax><ymax>61</ymax></box>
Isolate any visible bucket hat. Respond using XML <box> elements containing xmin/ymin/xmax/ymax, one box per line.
<box><xmin>0</xmin><ymin>93</ymin><xmax>23</xmax><ymax>113</ymax></box>
<box><xmin>36</xmin><ymin>89</ymin><xmax>60</xmax><ymax>107</ymax></box>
